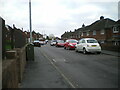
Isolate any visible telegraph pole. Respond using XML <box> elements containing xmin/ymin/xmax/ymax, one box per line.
<box><xmin>29</xmin><ymin>0</ymin><xmax>32</xmax><ymax>43</ymax></box>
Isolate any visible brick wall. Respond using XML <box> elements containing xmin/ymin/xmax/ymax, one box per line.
<box><xmin>101</xmin><ymin>43</ymin><xmax>120</xmax><ymax>52</ymax></box>
<box><xmin>81</xmin><ymin>30</ymin><xmax>107</xmax><ymax>41</ymax></box>
<box><xmin>2</xmin><ymin>46</ymin><xmax>27</xmax><ymax>88</ymax></box>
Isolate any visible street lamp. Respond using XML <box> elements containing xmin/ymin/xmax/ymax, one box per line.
<box><xmin>29</xmin><ymin>0</ymin><xmax>32</xmax><ymax>43</ymax></box>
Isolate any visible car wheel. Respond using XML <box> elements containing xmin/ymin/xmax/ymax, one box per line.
<box><xmin>75</xmin><ymin>48</ymin><xmax>78</xmax><ymax>52</ymax></box>
<box><xmin>64</xmin><ymin>46</ymin><xmax>66</xmax><ymax>49</ymax></box>
<box><xmin>68</xmin><ymin>47</ymin><xmax>70</xmax><ymax>50</ymax></box>
<box><xmin>66</xmin><ymin>46</ymin><xmax>70</xmax><ymax>50</ymax></box>
<box><xmin>83</xmin><ymin>48</ymin><xmax>87</xmax><ymax>54</ymax></box>
<box><xmin>97</xmin><ymin>52</ymin><xmax>101</xmax><ymax>54</ymax></box>
<box><xmin>39</xmin><ymin>44</ymin><xmax>41</xmax><ymax>47</ymax></box>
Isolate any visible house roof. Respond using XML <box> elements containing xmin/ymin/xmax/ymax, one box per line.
<box><xmin>76</xmin><ymin>18</ymin><xmax>115</xmax><ymax>33</ymax></box>
<box><xmin>91</xmin><ymin>18</ymin><xmax>115</xmax><ymax>30</ymax></box>
<box><xmin>116</xmin><ymin>19</ymin><xmax>120</xmax><ymax>24</ymax></box>
<box><xmin>115</xmin><ymin>19</ymin><xmax>120</xmax><ymax>26</ymax></box>
<box><xmin>61</xmin><ymin>31</ymin><xmax>74</xmax><ymax>38</ymax></box>
<box><xmin>61</xmin><ymin>17</ymin><xmax>116</xmax><ymax>37</ymax></box>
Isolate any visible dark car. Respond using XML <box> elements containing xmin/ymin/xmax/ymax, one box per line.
<box><xmin>33</xmin><ymin>40</ymin><xmax>41</xmax><ymax>47</ymax></box>
<box><xmin>56</xmin><ymin>40</ymin><xmax>65</xmax><ymax>47</ymax></box>
<box><xmin>64</xmin><ymin>39</ymin><xmax>78</xmax><ymax>50</ymax></box>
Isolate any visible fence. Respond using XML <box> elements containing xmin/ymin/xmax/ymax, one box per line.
<box><xmin>5</xmin><ymin>25</ymin><xmax>27</xmax><ymax>50</ymax></box>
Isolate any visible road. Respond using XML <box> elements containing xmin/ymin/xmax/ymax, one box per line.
<box><xmin>38</xmin><ymin>44</ymin><xmax>118</xmax><ymax>88</ymax></box>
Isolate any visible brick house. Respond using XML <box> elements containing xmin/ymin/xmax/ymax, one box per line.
<box><xmin>24</xmin><ymin>31</ymin><xmax>43</xmax><ymax>42</ymax></box>
<box><xmin>61</xmin><ymin>16</ymin><xmax>120</xmax><ymax>51</ymax></box>
<box><xmin>61</xmin><ymin>31</ymin><xmax>75</xmax><ymax>40</ymax></box>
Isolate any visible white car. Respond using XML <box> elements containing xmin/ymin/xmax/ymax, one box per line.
<box><xmin>75</xmin><ymin>38</ymin><xmax>101</xmax><ymax>54</ymax></box>
<box><xmin>33</xmin><ymin>40</ymin><xmax>41</xmax><ymax>47</ymax></box>
<box><xmin>39</xmin><ymin>40</ymin><xmax>45</xmax><ymax>45</ymax></box>
<box><xmin>50</xmin><ymin>40</ymin><xmax>57</xmax><ymax>46</ymax></box>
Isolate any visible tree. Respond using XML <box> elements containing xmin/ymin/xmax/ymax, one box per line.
<box><xmin>49</xmin><ymin>34</ymin><xmax>55</xmax><ymax>40</ymax></box>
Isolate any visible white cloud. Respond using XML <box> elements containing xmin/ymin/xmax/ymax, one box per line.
<box><xmin>0</xmin><ymin>0</ymin><xmax>119</xmax><ymax>37</ymax></box>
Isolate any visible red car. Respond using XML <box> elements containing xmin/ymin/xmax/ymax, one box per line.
<box><xmin>64</xmin><ymin>39</ymin><xmax>78</xmax><ymax>50</ymax></box>
<box><xmin>56</xmin><ymin>40</ymin><xmax>65</xmax><ymax>47</ymax></box>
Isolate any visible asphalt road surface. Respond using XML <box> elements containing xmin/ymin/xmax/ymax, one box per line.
<box><xmin>39</xmin><ymin>44</ymin><xmax>118</xmax><ymax>88</ymax></box>
<box><xmin>21</xmin><ymin>43</ymin><xmax>119</xmax><ymax>88</ymax></box>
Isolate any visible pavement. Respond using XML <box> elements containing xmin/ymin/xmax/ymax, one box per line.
<box><xmin>102</xmin><ymin>50</ymin><xmax>120</xmax><ymax>57</ymax></box>
<box><xmin>20</xmin><ymin>47</ymin><xmax>72</xmax><ymax>88</ymax></box>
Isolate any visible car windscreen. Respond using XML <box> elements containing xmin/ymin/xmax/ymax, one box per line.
<box><xmin>34</xmin><ymin>40</ymin><xmax>39</xmax><ymax>42</ymax></box>
<box><xmin>69</xmin><ymin>40</ymin><xmax>78</xmax><ymax>43</ymax></box>
<box><xmin>57</xmin><ymin>40</ymin><xmax>64</xmax><ymax>43</ymax></box>
<box><xmin>53</xmin><ymin>40</ymin><xmax>57</xmax><ymax>42</ymax></box>
<box><xmin>87</xmin><ymin>40</ymin><xmax>98</xmax><ymax>43</ymax></box>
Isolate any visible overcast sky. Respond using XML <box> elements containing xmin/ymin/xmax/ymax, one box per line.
<box><xmin>0</xmin><ymin>0</ymin><xmax>119</xmax><ymax>37</ymax></box>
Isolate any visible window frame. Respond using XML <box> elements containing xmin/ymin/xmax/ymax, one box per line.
<box><xmin>93</xmin><ymin>30</ymin><xmax>96</xmax><ymax>35</ymax></box>
<box><xmin>113</xmin><ymin>27</ymin><xmax>119</xmax><ymax>33</ymax></box>
<box><xmin>86</xmin><ymin>31</ymin><xmax>89</xmax><ymax>36</ymax></box>
<box><xmin>101</xmin><ymin>29</ymin><xmax>105</xmax><ymax>35</ymax></box>
<box><xmin>81</xmin><ymin>32</ymin><xmax>83</xmax><ymax>36</ymax></box>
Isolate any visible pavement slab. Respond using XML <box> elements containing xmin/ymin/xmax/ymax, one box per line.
<box><xmin>20</xmin><ymin>47</ymin><xmax>72</xmax><ymax>88</ymax></box>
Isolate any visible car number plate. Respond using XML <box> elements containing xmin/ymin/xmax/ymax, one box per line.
<box><xmin>92</xmin><ymin>45</ymin><xmax>97</xmax><ymax>47</ymax></box>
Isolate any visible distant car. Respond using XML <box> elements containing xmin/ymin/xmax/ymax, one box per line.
<box><xmin>33</xmin><ymin>40</ymin><xmax>41</xmax><ymax>47</ymax></box>
<box><xmin>39</xmin><ymin>40</ymin><xmax>45</xmax><ymax>45</ymax></box>
<box><xmin>45</xmin><ymin>40</ymin><xmax>48</xmax><ymax>44</ymax></box>
<box><xmin>64</xmin><ymin>39</ymin><xmax>78</xmax><ymax>50</ymax></box>
<box><xmin>75</xmin><ymin>38</ymin><xmax>101</xmax><ymax>54</ymax></box>
<box><xmin>55</xmin><ymin>40</ymin><xmax>65</xmax><ymax>47</ymax></box>
<box><xmin>50</xmin><ymin>40</ymin><xmax>57</xmax><ymax>46</ymax></box>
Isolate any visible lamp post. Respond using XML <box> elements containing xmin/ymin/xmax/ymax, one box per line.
<box><xmin>29</xmin><ymin>0</ymin><xmax>32</xmax><ymax>43</ymax></box>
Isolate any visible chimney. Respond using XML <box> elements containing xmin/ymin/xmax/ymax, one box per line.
<box><xmin>100</xmin><ymin>16</ymin><xmax>104</xmax><ymax>20</ymax></box>
<box><xmin>82</xmin><ymin>24</ymin><xmax>85</xmax><ymax>27</ymax></box>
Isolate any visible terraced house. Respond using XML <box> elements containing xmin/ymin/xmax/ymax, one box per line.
<box><xmin>61</xmin><ymin>16</ymin><xmax>120</xmax><ymax>52</ymax></box>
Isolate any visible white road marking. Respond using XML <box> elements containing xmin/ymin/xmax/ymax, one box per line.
<box><xmin>52</xmin><ymin>59</ymin><xmax>56</xmax><ymax>62</ymax></box>
<box><xmin>41</xmin><ymin>52</ymin><xmax>76</xmax><ymax>88</ymax></box>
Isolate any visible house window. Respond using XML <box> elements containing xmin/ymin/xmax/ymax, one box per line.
<box><xmin>87</xmin><ymin>31</ymin><xmax>89</xmax><ymax>36</ymax></box>
<box><xmin>100</xmin><ymin>40</ymin><xmax>104</xmax><ymax>44</ymax></box>
<box><xmin>113</xmin><ymin>27</ymin><xmax>119</xmax><ymax>33</ymax></box>
<box><xmin>93</xmin><ymin>30</ymin><xmax>96</xmax><ymax>35</ymax></box>
<box><xmin>81</xmin><ymin>32</ymin><xmax>83</xmax><ymax>36</ymax></box>
<box><xmin>101</xmin><ymin>29</ymin><xmax>105</xmax><ymax>34</ymax></box>
<box><xmin>114</xmin><ymin>41</ymin><xmax>119</xmax><ymax>46</ymax></box>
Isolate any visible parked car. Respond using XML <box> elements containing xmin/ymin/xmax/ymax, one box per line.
<box><xmin>39</xmin><ymin>40</ymin><xmax>45</xmax><ymax>45</ymax></box>
<box><xmin>33</xmin><ymin>40</ymin><xmax>41</xmax><ymax>47</ymax></box>
<box><xmin>75</xmin><ymin>38</ymin><xmax>101</xmax><ymax>54</ymax></box>
<box><xmin>55</xmin><ymin>40</ymin><xmax>65</xmax><ymax>47</ymax></box>
<box><xmin>64</xmin><ymin>39</ymin><xmax>78</xmax><ymax>50</ymax></box>
<box><xmin>45</xmin><ymin>40</ymin><xmax>48</xmax><ymax>44</ymax></box>
<box><xmin>50</xmin><ymin>40</ymin><xmax>57</xmax><ymax>46</ymax></box>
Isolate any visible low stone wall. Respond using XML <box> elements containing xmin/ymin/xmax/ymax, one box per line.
<box><xmin>101</xmin><ymin>44</ymin><xmax>120</xmax><ymax>52</ymax></box>
<box><xmin>2</xmin><ymin>45</ymin><xmax>27</xmax><ymax>88</ymax></box>
<box><xmin>2</xmin><ymin>59</ymin><xmax>18</xmax><ymax>88</ymax></box>
<box><xmin>15</xmin><ymin>46</ymin><xmax>26</xmax><ymax>83</ymax></box>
